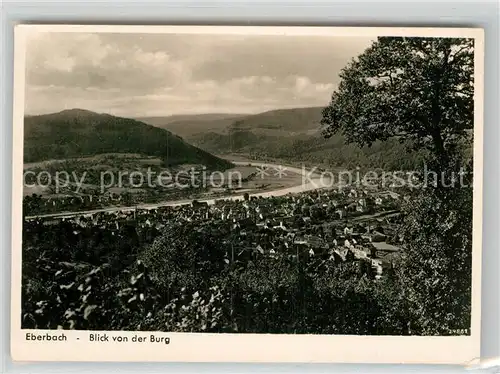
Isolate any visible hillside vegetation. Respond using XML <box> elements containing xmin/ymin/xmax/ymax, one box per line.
<box><xmin>229</xmin><ymin>107</ymin><xmax>323</xmax><ymax>133</ymax></box>
<box><xmin>24</xmin><ymin>109</ymin><xmax>233</xmax><ymax>169</ymax></box>
<box><xmin>178</xmin><ymin>107</ymin><xmax>429</xmax><ymax>170</ymax></box>
<box><xmin>138</xmin><ymin>113</ymin><xmax>247</xmax><ymax>137</ymax></box>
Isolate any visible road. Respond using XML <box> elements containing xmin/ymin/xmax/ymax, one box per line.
<box><xmin>25</xmin><ymin>161</ymin><xmax>334</xmax><ymax>220</ymax></box>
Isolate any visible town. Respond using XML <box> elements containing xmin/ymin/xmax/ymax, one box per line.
<box><xmin>25</xmin><ymin>184</ymin><xmax>404</xmax><ymax>281</ymax></box>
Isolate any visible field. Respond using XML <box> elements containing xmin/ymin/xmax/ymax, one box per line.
<box><xmin>23</xmin><ymin>153</ymin><xmax>305</xmax><ymax>216</ymax></box>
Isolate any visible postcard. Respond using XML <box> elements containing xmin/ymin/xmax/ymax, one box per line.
<box><xmin>11</xmin><ymin>25</ymin><xmax>484</xmax><ymax>364</ymax></box>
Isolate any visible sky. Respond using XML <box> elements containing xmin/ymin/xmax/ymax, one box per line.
<box><xmin>25</xmin><ymin>32</ymin><xmax>374</xmax><ymax>117</ymax></box>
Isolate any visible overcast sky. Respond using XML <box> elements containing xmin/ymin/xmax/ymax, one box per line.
<box><xmin>25</xmin><ymin>32</ymin><xmax>374</xmax><ymax>117</ymax></box>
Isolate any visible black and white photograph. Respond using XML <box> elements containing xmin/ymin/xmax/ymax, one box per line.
<box><xmin>11</xmin><ymin>25</ymin><xmax>483</xmax><ymax>363</ymax></box>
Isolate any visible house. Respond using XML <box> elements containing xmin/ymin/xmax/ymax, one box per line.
<box><xmin>370</xmin><ymin>231</ymin><xmax>387</xmax><ymax>242</ymax></box>
<box><xmin>305</xmin><ymin>235</ymin><xmax>324</xmax><ymax>248</ymax></box>
<box><xmin>347</xmin><ymin>203</ymin><xmax>358</xmax><ymax>212</ymax></box>
<box><xmin>335</xmin><ymin>209</ymin><xmax>345</xmax><ymax>219</ymax></box>
<box><xmin>191</xmin><ymin>200</ymin><xmax>209</xmax><ymax>209</ymax></box>
<box><xmin>255</xmin><ymin>245</ymin><xmax>265</xmax><ymax>255</ymax></box>
<box><xmin>371</xmin><ymin>258</ymin><xmax>384</xmax><ymax>279</ymax></box>
<box><xmin>333</xmin><ymin>248</ymin><xmax>348</xmax><ymax>262</ymax></box>
<box><xmin>42</xmin><ymin>218</ymin><xmax>62</xmax><ymax>226</ymax></box>
<box><xmin>344</xmin><ymin>226</ymin><xmax>353</xmax><ymax>235</ymax></box>
<box><xmin>350</xmin><ymin>247</ymin><xmax>368</xmax><ymax>260</ymax></box>
<box><xmin>371</xmin><ymin>241</ymin><xmax>401</xmax><ymax>258</ymax></box>
<box><xmin>273</xmin><ymin>221</ymin><xmax>287</xmax><ymax>231</ymax></box>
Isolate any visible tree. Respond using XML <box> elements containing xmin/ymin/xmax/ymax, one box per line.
<box><xmin>139</xmin><ymin>222</ymin><xmax>229</xmax><ymax>292</ymax></box>
<box><xmin>321</xmin><ymin>37</ymin><xmax>475</xmax><ymax>335</ymax></box>
<box><xmin>321</xmin><ymin>37</ymin><xmax>474</xmax><ymax>166</ymax></box>
<box><xmin>395</xmin><ymin>174</ymin><xmax>473</xmax><ymax>335</ymax></box>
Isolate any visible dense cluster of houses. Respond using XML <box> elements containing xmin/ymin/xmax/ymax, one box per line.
<box><xmin>30</xmin><ymin>186</ymin><xmax>403</xmax><ymax>280</ymax></box>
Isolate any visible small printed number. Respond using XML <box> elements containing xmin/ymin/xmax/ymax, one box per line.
<box><xmin>450</xmin><ymin>329</ymin><xmax>469</xmax><ymax>334</ymax></box>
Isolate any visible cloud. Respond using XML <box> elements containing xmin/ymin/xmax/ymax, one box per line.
<box><xmin>24</xmin><ymin>32</ymin><xmax>374</xmax><ymax>116</ymax></box>
<box><xmin>290</xmin><ymin>76</ymin><xmax>336</xmax><ymax>98</ymax></box>
<box><xmin>27</xmin><ymin>34</ymin><xmax>190</xmax><ymax>93</ymax></box>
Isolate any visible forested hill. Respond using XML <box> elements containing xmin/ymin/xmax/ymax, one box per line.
<box><xmin>23</xmin><ymin>109</ymin><xmax>233</xmax><ymax>169</ymax></box>
<box><xmin>137</xmin><ymin>107</ymin><xmax>324</xmax><ymax>138</ymax></box>
<box><xmin>182</xmin><ymin>107</ymin><xmax>430</xmax><ymax>170</ymax></box>
<box><xmin>228</xmin><ymin>107</ymin><xmax>324</xmax><ymax>134</ymax></box>
<box><xmin>137</xmin><ymin>113</ymin><xmax>247</xmax><ymax>138</ymax></box>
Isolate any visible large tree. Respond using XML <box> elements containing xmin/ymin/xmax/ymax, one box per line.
<box><xmin>321</xmin><ymin>37</ymin><xmax>476</xmax><ymax>335</ymax></box>
<box><xmin>321</xmin><ymin>37</ymin><xmax>474</xmax><ymax>166</ymax></box>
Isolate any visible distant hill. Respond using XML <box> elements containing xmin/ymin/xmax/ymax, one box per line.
<box><xmin>137</xmin><ymin>113</ymin><xmax>248</xmax><ymax>137</ymax></box>
<box><xmin>24</xmin><ymin>109</ymin><xmax>233</xmax><ymax>169</ymax></box>
<box><xmin>139</xmin><ymin>113</ymin><xmax>248</xmax><ymax>124</ymax></box>
<box><xmin>229</xmin><ymin>107</ymin><xmax>324</xmax><ymax>134</ymax></box>
<box><xmin>184</xmin><ymin>107</ymin><xmax>429</xmax><ymax>170</ymax></box>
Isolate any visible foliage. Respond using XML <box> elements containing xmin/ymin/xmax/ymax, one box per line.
<box><xmin>139</xmin><ymin>222</ymin><xmax>229</xmax><ymax>290</ymax></box>
<box><xmin>321</xmin><ymin>37</ymin><xmax>474</xmax><ymax>163</ymax></box>
<box><xmin>164</xmin><ymin>286</ymin><xmax>228</xmax><ymax>332</ymax></box>
<box><xmin>395</xmin><ymin>161</ymin><xmax>473</xmax><ymax>335</ymax></box>
<box><xmin>22</xmin><ymin>217</ymin><xmax>411</xmax><ymax>334</ymax></box>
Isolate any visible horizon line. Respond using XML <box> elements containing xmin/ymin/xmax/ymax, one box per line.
<box><xmin>24</xmin><ymin>105</ymin><xmax>327</xmax><ymax>119</ymax></box>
